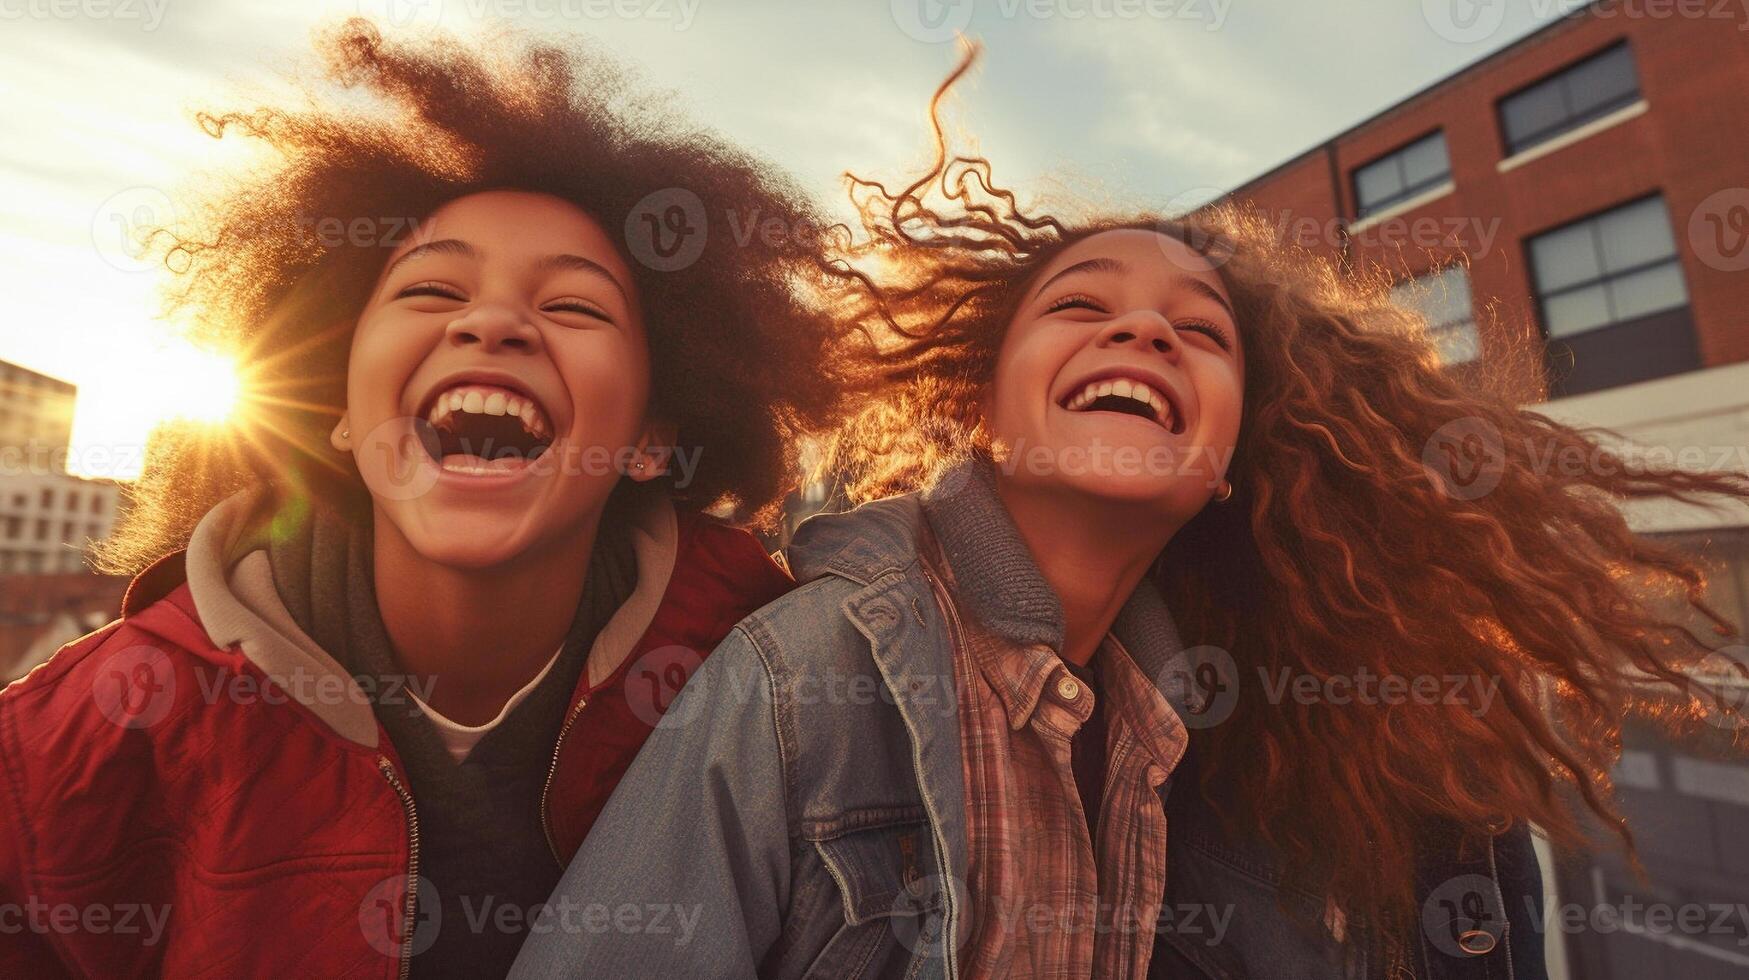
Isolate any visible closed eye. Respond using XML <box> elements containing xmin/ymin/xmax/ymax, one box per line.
<box><xmin>542</xmin><ymin>298</ymin><xmax>614</xmax><ymax>324</ymax></box>
<box><xmin>1176</xmin><ymin>318</ymin><xmax>1234</xmax><ymax>351</ymax></box>
<box><xmin>397</xmin><ymin>281</ymin><xmax>465</xmax><ymax>302</ymax></box>
<box><xmin>1045</xmin><ymin>293</ymin><xmax>1108</xmax><ymax>315</ymax></box>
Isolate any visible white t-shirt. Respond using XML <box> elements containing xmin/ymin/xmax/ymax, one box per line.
<box><xmin>408</xmin><ymin>646</ymin><xmax>567</xmax><ymax>763</ymax></box>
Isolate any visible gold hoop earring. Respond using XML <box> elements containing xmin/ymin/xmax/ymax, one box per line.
<box><xmin>1214</xmin><ymin>480</ymin><xmax>1233</xmax><ymax>502</ymax></box>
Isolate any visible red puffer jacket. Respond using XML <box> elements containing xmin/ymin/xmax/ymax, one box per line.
<box><xmin>0</xmin><ymin>493</ymin><xmax>789</xmax><ymax>979</ymax></box>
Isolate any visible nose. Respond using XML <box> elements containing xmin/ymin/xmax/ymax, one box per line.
<box><xmin>443</xmin><ymin>304</ymin><xmax>543</xmax><ymax>355</ymax></box>
<box><xmin>1095</xmin><ymin>309</ymin><xmax>1181</xmax><ymax>361</ymax></box>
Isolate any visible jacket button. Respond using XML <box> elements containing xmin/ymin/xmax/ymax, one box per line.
<box><xmin>1457</xmin><ymin>929</ymin><xmax>1497</xmax><ymax>955</ymax></box>
<box><xmin>1056</xmin><ymin>675</ymin><xmax>1082</xmax><ymax>701</ymax></box>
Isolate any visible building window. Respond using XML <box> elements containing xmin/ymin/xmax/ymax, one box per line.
<box><xmin>90</xmin><ymin>494</ymin><xmax>104</xmax><ymax>515</ymax></box>
<box><xmin>3</xmin><ymin>516</ymin><xmax>19</xmax><ymax>537</ymax></box>
<box><xmin>66</xmin><ymin>490</ymin><xmax>79</xmax><ymax>512</ymax></box>
<box><xmin>38</xmin><ymin>488</ymin><xmax>52</xmax><ymax>508</ymax></box>
<box><xmin>1353</xmin><ymin>131</ymin><xmax>1452</xmax><ymax>220</ymax></box>
<box><xmin>1499</xmin><ymin>42</ymin><xmax>1640</xmax><ymax>158</ymax></box>
<box><xmin>1528</xmin><ymin>194</ymin><xmax>1699</xmax><ymax>397</ymax></box>
<box><xmin>1391</xmin><ymin>265</ymin><xmax>1480</xmax><ymax>366</ymax></box>
<box><xmin>1530</xmin><ymin>196</ymin><xmax>1687</xmax><ymax>339</ymax></box>
<box><xmin>34</xmin><ymin>518</ymin><xmax>49</xmax><ymax>541</ymax></box>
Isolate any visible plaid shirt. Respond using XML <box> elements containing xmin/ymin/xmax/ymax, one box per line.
<box><xmin>926</xmin><ymin>540</ymin><xmax>1190</xmax><ymax>980</ymax></box>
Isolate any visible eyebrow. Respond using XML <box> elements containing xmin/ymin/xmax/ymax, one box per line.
<box><xmin>536</xmin><ymin>252</ymin><xmax>629</xmax><ymax>303</ymax></box>
<box><xmin>381</xmin><ymin>238</ymin><xmax>476</xmax><ymax>280</ymax></box>
<box><xmin>1031</xmin><ymin>254</ymin><xmax>1237</xmax><ymax>322</ymax></box>
<box><xmin>380</xmin><ymin>240</ymin><xmax>629</xmax><ymax>303</ymax></box>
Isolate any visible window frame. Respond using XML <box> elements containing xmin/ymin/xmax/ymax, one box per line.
<box><xmin>1496</xmin><ymin>41</ymin><xmax>1641</xmax><ymax>158</ymax></box>
<box><xmin>1526</xmin><ymin>192</ymin><xmax>1688</xmax><ymax>341</ymax></box>
<box><xmin>1351</xmin><ymin>129</ymin><xmax>1453</xmax><ymax>221</ymax></box>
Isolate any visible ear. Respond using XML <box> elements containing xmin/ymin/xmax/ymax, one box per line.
<box><xmin>330</xmin><ymin>414</ymin><xmax>353</xmax><ymax>453</ymax></box>
<box><xmin>627</xmin><ymin>420</ymin><xmax>679</xmax><ymax>483</ymax></box>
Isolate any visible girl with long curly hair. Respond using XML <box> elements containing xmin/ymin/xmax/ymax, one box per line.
<box><xmin>0</xmin><ymin>20</ymin><xmax>850</xmax><ymax>979</ymax></box>
<box><xmin>512</xmin><ymin>49</ymin><xmax>1749</xmax><ymax>980</ymax></box>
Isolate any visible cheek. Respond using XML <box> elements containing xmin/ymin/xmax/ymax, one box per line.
<box><xmin>559</xmin><ymin>334</ymin><xmax>652</xmax><ymax>434</ymax></box>
<box><xmin>346</xmin><ymin>314</ymin><xmax>427</xmax><ymax>416</ymax></box>
<box><xmin>988</xmin><ymin>331</ymin><xmax>1066</xmax><ymax>433</ymax></box>
<box><xmin>1201</xmin><ymin>368</ymin><xmax>1246</xmax><ymax>445</ymax></box>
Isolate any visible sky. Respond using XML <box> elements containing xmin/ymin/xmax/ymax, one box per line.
<box><xmin>0</xmin><ymin>0</ymin><xmax>1585</xmax><ymax>478</ymax></box>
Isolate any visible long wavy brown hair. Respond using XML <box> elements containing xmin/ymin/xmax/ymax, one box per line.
<box><xmin>100</xmin><ymin>18</ymin><xmax>850</xmax><ymax>573</ymax></box>
<box><xmin>825</xmin><ymin>48</ymin><xmax>1749</xmax><ymax>933</ymax></box>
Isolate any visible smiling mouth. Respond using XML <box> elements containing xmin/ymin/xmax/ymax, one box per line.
<box><xmin>417</xmin><ymin>383</ymin><xmax>554</xmax><ymax>474</ymax></box>
<box><xmin>1061</xmin><ymin>376</ymin><xmax>1184</xmax><ymax>434</ymax></box>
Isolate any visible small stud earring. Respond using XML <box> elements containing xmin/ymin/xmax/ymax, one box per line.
<box><xmin>634</xmin><ymin>460</ymin><xmax>646</xmax><ymax>470</ymax></box>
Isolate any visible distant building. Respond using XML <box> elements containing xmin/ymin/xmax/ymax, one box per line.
<box><xmin>0</xmin><ymin>359</ymin><xmax>124</xmax><ymax>575</ymax></box>
<box><xmin>1</xmin><ymin>359</ymin><xmax>128</xmax><ymax>683</ymax></box>
<box><xmin>1210</xmin><ymin>4</ymin><xmax>1749</xmax><ymax>977</ymax></box>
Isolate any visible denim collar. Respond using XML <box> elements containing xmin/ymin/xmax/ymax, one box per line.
<box><xmin>919</xmin><ymin>456</ymin><xmax>1188</xmax><ymax>688</ymax></box>
<box><xmin>919</xmin><ymin>457</ymin><xmax>1066</xmax><ymax>651</ymax></box>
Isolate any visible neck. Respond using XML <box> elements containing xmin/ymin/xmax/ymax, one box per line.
<box><xmin>371</xmin><ymin>509</ymin><xmax>598</xmax><ymax>726</ymax></box>
<box><xmin>994</xmin><ymin>479</ymin><xmax>1179</xmax><ymax>667</ymax></box>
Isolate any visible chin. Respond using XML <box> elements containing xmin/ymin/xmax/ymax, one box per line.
<box><xmin>388</xmin><ymin>507</ymin><xmax>544</xmax><ymax>570</ymax></box>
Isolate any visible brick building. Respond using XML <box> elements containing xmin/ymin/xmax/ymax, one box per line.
<box><xmin>1218</xmin><ymin>2</ymin><xmax>1749</xmax><ymax>399</ymax></box>
<box><xmin>1207</xmin><ymin>5</ymin><xmax>1749</xmax><ymax>978</ymax></box>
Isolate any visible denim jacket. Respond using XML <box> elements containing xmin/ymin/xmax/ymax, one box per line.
<box><xmin>509</xmin><ymin>472</ymin><xmax>1548</xmax><ymax>980</ymax></box>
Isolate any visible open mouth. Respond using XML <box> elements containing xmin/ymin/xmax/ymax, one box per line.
<box><xmin>1060</xmin><ymin>375</ymin><xmax>1184</xmax><ymax>434</ymax></box>
<box><xmin>416</xmin><ymin>382</ymin><xmax>554</xmax><ymax>474</ymax></box>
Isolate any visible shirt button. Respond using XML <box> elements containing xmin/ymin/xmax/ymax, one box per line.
<box><xmin>1056</xmin><ymin>675</ymin><xmax>1082</xmax><ymax>701</ymax></box>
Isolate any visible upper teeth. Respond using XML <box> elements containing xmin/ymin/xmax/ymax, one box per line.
<box><xmin>426</xmin><ymin>383</ymin><xmax>551</xmax><ymax>440</ymax></box>
<box><xmin>1064</xmin><ymin>377</ymin><xmax>1173</xmax><ymax>428</ymax></box>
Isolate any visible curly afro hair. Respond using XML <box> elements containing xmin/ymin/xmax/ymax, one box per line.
<box><xmin>102</xmin><ymin>18</ymin><xmax>851</xmax><ymax>572</ymax></box>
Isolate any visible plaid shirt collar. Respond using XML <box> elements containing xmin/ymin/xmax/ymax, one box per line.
<box><xmin>920</xmin><ymin>457</ymin><xmax>1191</xmax><ymax>735</ymax></box>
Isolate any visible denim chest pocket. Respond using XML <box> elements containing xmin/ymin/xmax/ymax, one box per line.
<box><xmin>802</xmin><ymin>813</ymin><xmax>947</xmax><ymax>980</ymax></box>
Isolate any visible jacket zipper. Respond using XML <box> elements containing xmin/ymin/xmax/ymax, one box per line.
<box><xmin>917</xmin><ymin>563</ymin><xmax>966</xmax><ymax>980</ymax></box>
<box><xmin>540</xmin><ymin>695</ymin><xmax>589</xmax><ymax>862</ymax></box>
<box><xmin>377</xmin><ymin>756</ymin><xmax>421</xmax><ymax>980</ymax></box>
